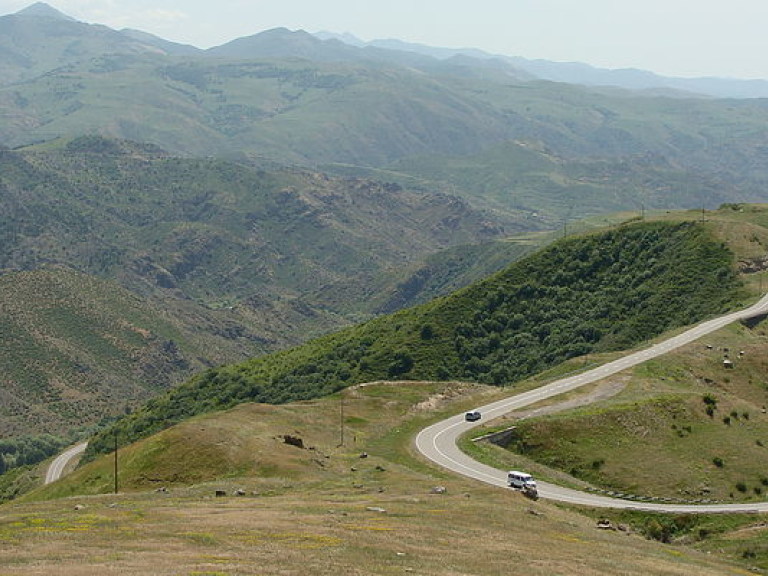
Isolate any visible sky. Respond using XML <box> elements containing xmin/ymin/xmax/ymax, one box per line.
<box><xmin>2</xmin><ymin>0</ymin><xmax>768</xmax><ymax>80</ymax></box>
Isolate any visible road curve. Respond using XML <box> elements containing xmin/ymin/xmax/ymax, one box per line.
<box><xmin>415</xmin><ymin>293</ymin><xmax>768</xmax><ymax>513</ymax></box>
<box><xmin>45</xmin><ymin>442</ymin><xmax>87</xmax><ymax>485</ymax></box>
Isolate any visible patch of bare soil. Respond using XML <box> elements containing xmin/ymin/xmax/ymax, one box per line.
<box><xmin>508</xmin><ymin>377</ymin><xmax>629</xmax><ymax>421</ymax></box>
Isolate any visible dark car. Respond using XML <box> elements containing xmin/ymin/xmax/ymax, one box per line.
<box><xmin>465</xmin><ymin>410</ymin><xmax>481</xmax><ymax>422</ymax></box>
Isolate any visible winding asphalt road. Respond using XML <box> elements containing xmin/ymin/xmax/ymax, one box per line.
<box><xmin>415</xmin><ymin>293</ymin><xmax>768</xmax><ymax>513</ymax></box>
<box><xmin>45</xmin><ymin>442</ymin><xmax>87</xmax><ymax>485</ymax></box>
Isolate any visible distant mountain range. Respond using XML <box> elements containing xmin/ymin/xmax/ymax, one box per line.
<box><xmin>3</xmin><ymin>3</ymin><xmax>768</xmax><ymax>221</ymax></box>
<box><xmin>313</xmin><ymin>32</ymin><xmax>768</xmax><ymax>100</ymax></box>
<box><xmin>4</xmin><ymin>3</ymin><xmax>768</xmax><ymax>98</ymax></box>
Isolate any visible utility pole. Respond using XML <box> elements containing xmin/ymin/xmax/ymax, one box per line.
<box><xmin>338</xmin><ymin>390</ymin><xmax>345</xmax><ymax>447</ymax></box>
<box><xmin>113</xmin><ymin>429</ymin><xmax>119</xmax><ymax>495</ymax></box>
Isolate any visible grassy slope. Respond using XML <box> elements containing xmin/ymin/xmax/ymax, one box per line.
<box><xmin>86</xmin><ymin>217</ymin><xmax>746</xmax><ymax>456</ymax></box>
<box><xmin>489</xmin><ymin>316</ymin><xmax>768</xmax><ymax>502</ymax></box>
<box><xmin>0</xmin><ymin>137</ymin><xmax>535</xmax><ymax>440</ymax></box>
<box><xmin>477</xmin><ymin>206</ymin><xmax>768</xmax><ymax>498</ymax></box>
<box><xmin>383</xmin><ymin>137</ymin><xmax>752</xmax><ymax>221</ymax></box>
<box><xmin>4</xmin><ymin>381</ymin><xmax>749</xmax><ymax>576</ymax></box>
<box><xmin>461</xmin><ymin>313</ymin><xmax>768</xmax><ymax>570</ymax></box>
<box><xmin>0</xmin><ymin>267</ymin><xmax>255</xmax><ymax>438</ymax></box>
<box><xmin>1</xmin><ymin>138</ymin><xmax>521</xmax><ymax>307</ymax></box>
<box><xmin>9</xmin><ymin>207</ymin><xmax>768</xmax><ymax>573</ymax></box>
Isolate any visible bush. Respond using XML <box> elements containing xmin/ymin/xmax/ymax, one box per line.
<box><xmin>712</xmin><ymin>457</ymin><xmax>724</xmax><ymax>468</ymax></box>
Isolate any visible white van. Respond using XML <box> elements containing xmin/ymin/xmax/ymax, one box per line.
<box><xmin>507</xmin><ymin>470</ymin><xmax>536</xmax><ymax>490</ymax></box>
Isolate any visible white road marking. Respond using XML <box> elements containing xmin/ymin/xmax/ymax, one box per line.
<box><xmin>415</xmin><ymin>294</ymin><xmax>768</xmax><ymax>512</ymax></box>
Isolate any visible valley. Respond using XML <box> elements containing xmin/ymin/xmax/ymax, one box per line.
<box><xmin>4</xmin><ymin>3</ymin><xmax>768</xmax><ymax>574</ymax></box>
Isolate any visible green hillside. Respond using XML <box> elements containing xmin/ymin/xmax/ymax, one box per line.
<box><xmin>0</xmin><ymin>267</ymin><xmax>260</xmax><ymax>439</ymax></box>
<box><xmin>0</xmin><ymin>5</ymin><xmax>172</xmax><ymax>87</ymax></box>
<box><xmin>5</xmin><ymin>56</ymin><xmax>768</xmax><ymax>223</ymax></box>
<box><xmin>7</xmin><ymin>380</ymin><xmax>751</xmax><ymax>576</ymax></box>
<box><xmin>0</xmin><ymin>137</ymin><xmax>536</xmax><ymax>447</ymax></box>
<box><xmin>2</xmin><ymin>10</ymin><xmax>768</xmax><ymax>225</ymax></box>
<box><xmin>1</xmin><ymin>137</ymin><xmax>525</xmax><ymax>329</ymax></box>
<box><xmin>88</xmin><ymin>219</ymin><xmax>746</xmax><ymax>455</ymax></box>
<box><xmin>478</xmin><ymin>289</ymin><xmax>768</xmax><ymax>505</ymax></box>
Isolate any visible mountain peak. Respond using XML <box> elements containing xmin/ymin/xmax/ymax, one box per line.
<box><xmin>15</xmin><ymin>2</ymin><xmax>75</xmax><ymax>21</ymax></box>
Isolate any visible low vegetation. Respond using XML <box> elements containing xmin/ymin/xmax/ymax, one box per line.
<box><xmin>3</xmin><ymin>381</ymin><xmax>752</xmax><ymax>575</ymax></box>
<box><xmin>86</xmin><ymin>220</ymin><xmax>745</xmax><ymax>456</ymax></box>
<box><xmin>0</xmin><ymin>138</ymin><xmax>533</xmax><ymax>441</ymax></box>
<box><xmin>0</xmin><ymin>267</ymin><xmax>251</xmax><ymax>438</ymax></box>
<box><xmin>1</xmin><ymin>137</ymin><xmax>520</xmax><ymax>318</ymax></box>
<box><xmin>489</xmin><ymin>315</ymin><xmax>768</xmax><ymax>503</ymax></box>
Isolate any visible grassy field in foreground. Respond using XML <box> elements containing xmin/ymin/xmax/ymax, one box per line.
<box><xmin>0</xmin><ymin>381</ymin><xmax>753</xmax><ymax>575</ymax></box>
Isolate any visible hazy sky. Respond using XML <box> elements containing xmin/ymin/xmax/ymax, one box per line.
<box><xmin>2</xmin><ymin>0</ymin><xmax>767</xmax><ymax>79</ymax></box>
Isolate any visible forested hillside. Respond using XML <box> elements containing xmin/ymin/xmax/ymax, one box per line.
<box><xmin>88</xmin><ymin>220</ymin><xmax>745</xmax><ymax>454</ymax></box>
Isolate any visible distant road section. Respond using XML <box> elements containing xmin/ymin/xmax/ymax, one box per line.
<box><xmin>416</xmin><ymin>294</ymin><xmax>768</xmax><ymax>513</ymax></box>
<box><xmin>45</xmin><ymin>442</ymin><xmax>87</xmax><ymax>484</ymax></box>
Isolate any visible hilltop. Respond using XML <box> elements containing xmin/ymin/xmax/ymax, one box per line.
<box><xmin>87</xmin><ymin>215</ymin><xmax>750</xmax><ymax>456</ymax></box>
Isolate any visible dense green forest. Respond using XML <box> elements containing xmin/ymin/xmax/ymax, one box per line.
<box><xmin>88</xmin><ymin>220</ymin><xmax>744</xmax><ymax>455</ymax></box>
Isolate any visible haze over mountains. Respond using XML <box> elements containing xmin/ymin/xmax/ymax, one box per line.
<box><xmin>5</xmin><ymin>2</ymin><xmax>768</xmax><ymax>98</ymax></box>
<box><xmin>4</xmin><ymin>3</ymin><xmax>768</xmax><ymax>218</ymax></box>
<box><xmin>314</xmin><ymin>31</ymin><xmax>768</xmax><ymax>100</ymax></box>
<box><xmin>2</xmin><ymin>2</ymin><xmax>768</xmax><ymax>465</ymax></box>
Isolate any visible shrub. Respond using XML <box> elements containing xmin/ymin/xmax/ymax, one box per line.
<box><xmin>712</xmin><ymin>457</ymin><xmax>724</xmax><ymax>468</ymax></box>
